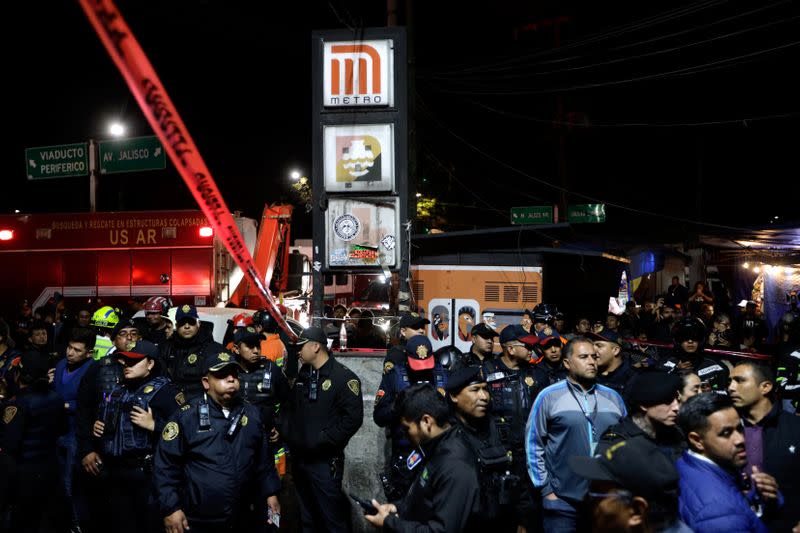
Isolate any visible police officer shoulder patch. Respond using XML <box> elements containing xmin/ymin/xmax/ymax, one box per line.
<box><xmin>347</xmin><ymin>379</ymin><xmax>360</xmax><ymax>396</ymax></box>
<box><xmin>175</xmin><ymin>392</ymin><xmax>186</xmax><ymax>406</ymax></box>
<box><xmin>162</xmin><ymin>421</ymin><xmax>180</xmax><ymax>441</ymax></box>
<box><xmin>143</xmin><ymin>385</ymin><xmax>154</xmax><ymax>394</ymax></box>
<box><xmin>383</xmin><ymin>361</ymin><xmax>394</xmax><ymax>374</ymax></box>
<box><xmin>3</xmin><ymin>406</ymin><xmax>17</xmax><ymax>424</ymax></box>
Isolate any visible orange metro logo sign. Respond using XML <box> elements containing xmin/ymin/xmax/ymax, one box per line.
<box><xmin>323</xmin><ymin>40</ymin><xmax>393</xmax><ymax>107</ymax></box>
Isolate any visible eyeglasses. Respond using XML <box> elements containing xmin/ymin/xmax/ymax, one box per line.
<box><xmin>117</xmin><ymin>330</ymin><xmax>140</xmax><ymax>338</ymax></box>
<box><xmin>178</xmin><ymin>319</ymin><xmax>198</xmax><ymax>327</ymax></box>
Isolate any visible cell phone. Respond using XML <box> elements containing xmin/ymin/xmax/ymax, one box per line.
<box><xmin>349</xmin><ymin>493</ymin><xmax>378</xmax><ymax>515</ymax></box>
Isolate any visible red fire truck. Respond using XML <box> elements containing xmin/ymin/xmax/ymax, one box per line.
<box><xmin>0</xmin><ymin>209</ymin><xmax>271</xmax><ymax>318</ymax></box>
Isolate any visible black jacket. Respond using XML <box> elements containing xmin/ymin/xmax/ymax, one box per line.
<box><xmin>384</xmin><ymin>426</ymin><xmax>481</xmax><ymax>533</ymax></box>
<box><xmin>2</xmin><ymin>385</ymin><xmax>67</xmax><ymax>465</ymax></box>
<box><xmin>159</xmin><ymin>328</ymin><xmax>224</xmax><ymax>400</ymax></box>
<box><xmin>153</xmin><ymin>396</ymin><xmax>280</xmax><ymax>524</ymax></box>
<box><xmin>743</xmin><ymin>402</ymin><xmax>800</xmax><ymax>532</ymax></box>
<box><xmin>597</xmin><ymin>416</ymin><xmax>686</xmax><ymax>463</ymax></box>
<box><xmin>282</xmin><ymin>356</ymin><xmax>363</xmax><ymax>459</ymax></box>
<box><xmin>597</xmin><ymin>357</ymin><xmax>638</xmax><ymax>397</ymax></box>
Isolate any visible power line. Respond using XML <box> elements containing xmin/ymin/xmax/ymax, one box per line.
<box><xmin>429</xmin><ymin>40</ymin><xmax>800</xmax><ymax>96</ymax></box>
<box><xmin>416</xmin><ymin>95</ymin><xmax>760</xmax><ymax>233</ymax></box>
<box><xmin>432</xmin><ymin>14</ymin><xmax>798</xmax><ymax>82</ymax></box>
<box><xmin>464</xmin><ymin>101</ymin><xmax>800</xmax><ymax>128</ymax></box>
<box><xmin>439</xmin><ymin>0</ymin><xmax>730</xmax><ymax>75</ymax></box>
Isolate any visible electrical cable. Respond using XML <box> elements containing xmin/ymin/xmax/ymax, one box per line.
<box><xmin>416</xmin><ymin>95</ymin><xmax>762</xmax><ymax>232</ymax></box>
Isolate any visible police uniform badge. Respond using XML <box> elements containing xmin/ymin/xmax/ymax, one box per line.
<box><xmin>406</xmin><ymin>450</ymin><xmax>423</xmax><ymax>471</ymax></box>
<box><xmin>347</xmin><ymin>379</ymin><xmax>360</xmax><ymax>396</ymax></box>
<box><xmin>181</xmin><ymin>305</ymin><xmax>191</xmax><ymax>313</ymax></box>
<box><xmin>143</xmin><ymin>385</ymin><xmax>154</xmax><ymax>394</ymax></box>
<box><xmin>3</xmin><ymin>406</ymin><xmax>17</xmax><ymax>424</ymax></box>
<box><xmin>322</xmin><ymin>379</ymin><xmax>332</xmax><ymax>391</ymax></box>
<box><xmin>187</xmin><ymin>354</ymin><xmax>198</xmax><ymax>364</ymax></box>
<box><xmin>162</xmin><ymin>421</ymin><xmax>179</xmax><ymax>441</ymax></box>
<box><xmin>175</xmin><ymin>392</ymin><xmax>186</xmax><ymax>406</ymax></box>
<box><xmin>241</xmin><ymin>415</ymin><xmax>249</xmax><ymax>427</ymax></box>
<box><xmin>524</xmin><ymin>376</ymin><xmax>535</xmax><ymax>387</ymax></box>
<box><xmin>383</xmin><ymin>361</ymin><xmax>394</xmax><ymax>374</ymax></box>
<box><xmin>218</xmin><ymin>353</ymin><xmax>231</xmax><ymax>362</ymax></box>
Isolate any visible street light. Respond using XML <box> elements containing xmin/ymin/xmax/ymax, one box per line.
<box><xmin>109</xmin><ymin>122</ymin><xmax>125</xmax><ymax>137</ymax></box>
<box><xmin>290</xmin><ymin>170</ymin><xmax>302</xmax><ymax>181</ymax></box>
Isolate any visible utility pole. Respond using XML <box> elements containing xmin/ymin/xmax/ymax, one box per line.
<box><xmin>89</xmin><ymin>138</ymin><xmax>97</xmax><ymax>212</ymax></box>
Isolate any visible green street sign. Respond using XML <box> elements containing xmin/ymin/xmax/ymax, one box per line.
<box><xmin>99</xmin><ymin>135</ymin><xmax>166</xmax><ymax>174</ymax></box>
<box><xmin>568</xmin><ymin>203</ymin><xmax>606</xmax><ymax>223</ymax></box>
<box><xmin>510</xmin><ymin>206</ymin><xmax>554</xmax><ymax>225</ymax></box>
<box><xmin>25</xmin><ymin>142</ymin><xmax>88</xmax><ymax>180</ymax></box>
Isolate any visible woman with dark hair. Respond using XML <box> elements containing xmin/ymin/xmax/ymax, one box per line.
<box><xmin>688</xmin><ymin>282</ymin><xmax>714</xmax><ymax>317</ymax></box>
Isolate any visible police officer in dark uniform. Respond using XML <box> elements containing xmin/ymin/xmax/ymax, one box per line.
<box><xmin>596</xmin><ymin>371</ymin><xmax>685</xmax><ymax>463</ymax></box>
<box><xmin>153</xmin><ymin>351</ymin><xmax>281</xmax><ymax>533</ymax></box>
<box><xmin>532</xmin><ymin>334</ymin><xmax>568</xmax><ymax>387</ymax></box>
<box><xmin>92</xmin><ymin>340</ymin><xmax>183</xmax><ymax>533</ymax></box>
<box><xmin>590</xmin><ymin>330</ymin><xmax>638</xmax><ymax>396</ymax></box>
<box><xmin>447</xmin><ymin>366</ymin><xmax>518</xmax><ymax>531</ymax></box>
<box><xmin>232</xmin><ymin>326</ymin><xmax>291</xmax><ymax>477</ymax></box>
<box><xmin>374</xmin><ymin>335</ymin><xmax>448</xmax><ymax>500</ymax></box>
<box><xmin>657</xmin><ymin>317</ymin><xmax>729</xmax><ymax>393</ymax></box>
<box><xmin>159</xmin><ymin>305</ymin><xmax>225</xmax><ymax>401</ymax></box>
<box><xmin>283</xmin><ymin>327</ymin><xmax>363</xmax><ymax>533</ymax></box>
<box><xmin>452</xmin><ymin>323</ymin><xmax>496</xmax><ymax>369</ymax></box>
<box><xmin>483</xmin><ymin>325</ymin><xmax>542</xmax><ymax>531</ymax></box>
<box><xmin>1</xmin><ymin>351</ymin><xmax>67</xmax><ymax>533</ymax></box>
<box><xmin>364</xmin><ymin>383</ymin><xmax>481</xmax><ymax>532</ymax></box>
<box><xmin>385</xmin><ymin>312</ymin><xmax>430</xmax><ymax>365</ymax></box>
<box><xmin>777</xmin><ymin>315</ymin><xmax>800</xmax><ymax>412</ymax></box>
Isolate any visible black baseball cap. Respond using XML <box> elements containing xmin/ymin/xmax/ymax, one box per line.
<box><xmin>625</xmin><ymin>370</ymin><xmax>682</xmax><ymax>408</ymax></box>
<box><xmin>398</xmin><ymin>312</ymin><xmax>430</xmax><ymax>329</ymax></box>
<box><xmin>587</xmin><ymin>330</ymin><xmax>621</xmax><ymax>344</ymax></box>
<box><xmin>295</xmin><ymin>326</ymin><xmax>328</xmax><ymax>347</ymax></box>
<box><xmin>233</xmin><ymin>326</ymin><xmax>262</xmax><ymax>345</ymax></box>
<box><xmin>116</xmin><ymin>340</ymin><xmax>159</xmax><ymax>361</ymax></box>
<box><xmin>175</xmin><ymin>304</ymin><xmax>199</xmax><ymax>323</ymax></box>
<box><xmin>19</xmin><ymin>351</ymin><xmax>49</xmax><ymax>381</ymax></box>
<box><xmin>446</xmin><ymin>366</ymin><xmax>485</xmax><ymax>394</ymax></box>
<box><xmin>471</xmin><ymin>323</ymin><xmax>496</xmax><ymax>339</ymax></box>
<box><xmin>569</xmin><ymin>437</ymin><xmax>679</xmax><ymax>499</ymax></box>
<box><xmin>203</xmin><ymin>351</ymin><xmax>243</xmax><ymax>374</ymax></box>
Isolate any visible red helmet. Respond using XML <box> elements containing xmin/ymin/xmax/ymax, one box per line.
<box><xmin>143</xmin><ymin>296</ymin><xmax>170</xmax><ymax>315</ymax></box>
<box><xmin>231</xmin><ymin>313</ymin><xmax>253</xmax><ymax>327</ymax></box>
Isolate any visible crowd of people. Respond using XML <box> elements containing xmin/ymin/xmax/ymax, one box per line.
<box><xmin>0</xmin><ymin>285</ymin><xmax>799</xmax><ymax>532</ymax></box>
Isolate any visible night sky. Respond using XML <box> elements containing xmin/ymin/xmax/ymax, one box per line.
<box><xmin>5</xmin><ymin>0</ymin><xmax>799</xmax><ymax>241</ymax></box>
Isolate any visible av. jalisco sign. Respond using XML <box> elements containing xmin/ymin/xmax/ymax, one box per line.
<box><xmin>99</xmin><ymin>135</ymin><xmax>166</xmax><ymax>174</ymax></box>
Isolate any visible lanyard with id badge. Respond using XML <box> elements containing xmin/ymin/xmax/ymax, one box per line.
<box><xmin>567</xmin><ymin>383</ymin><xmax>599</xmax><ymax>454</ymax></box>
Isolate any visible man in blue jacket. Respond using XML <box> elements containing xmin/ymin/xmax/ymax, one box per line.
<box><xmin>676</xmin><ymin>393</ymin><xmax>781</xmax><ymax>533</ymax></box>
